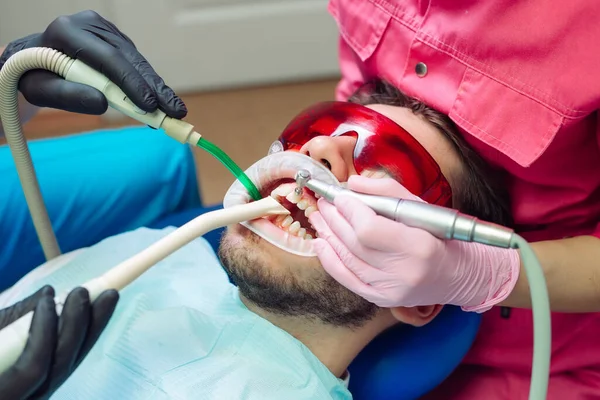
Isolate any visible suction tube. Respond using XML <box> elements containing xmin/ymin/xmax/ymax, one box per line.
<box><xmin>0</xmin><ymin>47</ymin><xmax>261</xmax><ymax>260</ymax></box>
<box><xmin>0</xmin><ymin>196</ymin><xmax>289</xmax><ymax>375</ymax></box>
<box><xmin>197</xmin><ymin>137</ymin><xmax>262</xmax><ymax>201</ymax></box>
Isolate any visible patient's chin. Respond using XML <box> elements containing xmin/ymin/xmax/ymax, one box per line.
<box><xmin>218</xmin><ymin>233</ymin><xmax>380</xmax><ymax>328</ymax></box>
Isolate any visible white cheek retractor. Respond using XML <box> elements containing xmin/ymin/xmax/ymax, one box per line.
<box><xmin>223</xmin><ymin>151</ymin><xmax>340</xmax><ymax>256</ymax></box>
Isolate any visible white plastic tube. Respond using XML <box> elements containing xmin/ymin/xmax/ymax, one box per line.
<box><xmin>0</xmin><ymin>196</ymin><xmax>289</xmax><ymax>375</ymax></box>
<box><xmin>0</xmin><ymin>48</ymin><xmax>203</xmax><ymax>261</ymax></box>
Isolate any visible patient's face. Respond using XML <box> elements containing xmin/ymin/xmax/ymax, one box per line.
<box><xmin>219</xmin><ymin>104</ymin><xmax>461</xmax><ymax>327</ymax></box>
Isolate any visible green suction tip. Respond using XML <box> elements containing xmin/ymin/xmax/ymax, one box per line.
<box><xmin>196</xmin><ymin>137</ymin><xmax>262</xmax><ymax>201</ymax></box>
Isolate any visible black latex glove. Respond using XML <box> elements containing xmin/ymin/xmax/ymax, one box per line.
<box><xmin>0</xmin><ymin>10</ymin><xmax>187</xmax><ymax>118</ymax></box>
<box><xmin>0</xmin><ymin>285</ymin><xmax>119</xmax><ymax>400</ymax></box>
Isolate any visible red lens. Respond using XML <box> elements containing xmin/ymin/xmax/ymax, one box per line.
<box><xmin>278</xmin><ymin>102</ymin><xmax>452</xmax><ymax>206</ymax></box>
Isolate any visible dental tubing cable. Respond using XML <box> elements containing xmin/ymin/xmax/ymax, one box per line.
<box><xmin>0</xmin><ymin>197</ymin><xmax>289</xmax><ymax>376</ymax></box>
<box><xmin>511</xmin><ymin>235</ymin><xmax>551</xmax><ymax>400</ymax></box>
<box><xmin>0</xmin><ymin>47</ymin><xmax>261</xmax><ymax>261</ymax></box>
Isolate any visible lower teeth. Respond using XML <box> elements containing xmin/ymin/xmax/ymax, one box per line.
<box><xmin>267</xmin><ymin>215</ymin><xmax>315</xmax><ymax>240</ymax></box>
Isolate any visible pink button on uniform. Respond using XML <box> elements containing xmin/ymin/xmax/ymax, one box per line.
<box><xmin>328</xmin><ymin>0</ymin><xmax>600</xmax><ymax>398</ymax></box>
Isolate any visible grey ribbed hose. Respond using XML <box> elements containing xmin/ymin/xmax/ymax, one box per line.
<box><xmin>0</xmin><ymin>48</ymin><xmax>75</xmax><ymax>261</ymax></box>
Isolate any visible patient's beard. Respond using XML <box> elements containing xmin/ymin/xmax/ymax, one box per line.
<box><xmin>218</xmin><ymin>230</ymin><xmax>379</xmax><ymax>329</ymax></box>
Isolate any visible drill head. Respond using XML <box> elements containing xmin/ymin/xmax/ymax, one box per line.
<box><xmin>294</xmin><ymin>169</ymin><xmax>311</xmax><ymax>195</ymax></box>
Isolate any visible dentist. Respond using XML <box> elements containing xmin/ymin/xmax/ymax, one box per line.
<box><xmin>310</xmin><ymin>1</ymin><xmax>600</xmax><ymax>399</ymax></box>
<box><xmin>0</xmin><ymin>10</ymin><xmax>186</xmax><ymax>399</ymax></box>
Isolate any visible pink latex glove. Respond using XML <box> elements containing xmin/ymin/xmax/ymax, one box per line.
<box><xmin>308</xmin><ymin>175</ymin><xmax>521</xmax><ymax>311</ymax></box>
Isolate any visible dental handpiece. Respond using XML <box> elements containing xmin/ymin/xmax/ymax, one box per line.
<box><xmin>295</xmin><ymin>169</ymin><xmax>515</xmax><ymax>248</ymax></box>
<box><xmin>63</xmin><ymin>57</ymin><xmax>201</xmax><ymax>145</ymax></box>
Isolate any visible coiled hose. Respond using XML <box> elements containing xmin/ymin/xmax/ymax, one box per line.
<box><xmin>0</xmin><ymin>48</ymin><xmax>73</xmax><ymax>260</ymax></box>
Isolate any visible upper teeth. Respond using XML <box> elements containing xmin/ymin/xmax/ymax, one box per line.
<box><xmin>272</xmin><ymin>185</ymin><xmax>293</xmax><ymax>197</ymax></box>
<box><xmin>297</xmin><ymin>199</ymin><xmax>309</xmax><ymax>210</ymax></box>
<box><xmin>285</xmin><ymin>190</ymin><xmax>302</xmax><ymax>204</ymax></box>
<box><xmin>269</xmin><ymin>182</ymin><xmax>318</xmax><ymax>239</ymax></box>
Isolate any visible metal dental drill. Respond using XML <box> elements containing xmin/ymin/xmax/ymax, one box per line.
<box><xmin>294</xmin><ymin>169</ymin><xmax>311</xmax><ymax>195</ymax></box>
<box><xmin>294</xmin><ymin>169</ymin><xmax>516</xmax><ymax>249</ymax></box>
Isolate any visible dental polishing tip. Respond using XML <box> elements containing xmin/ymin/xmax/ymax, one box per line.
<box><xmin>295</xmin><ymin>169</ymin><xmax>311</xmax><ymax>195</ymax></box>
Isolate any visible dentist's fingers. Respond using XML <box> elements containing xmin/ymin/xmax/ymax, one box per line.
<box><xmin>311</xmin><ymin>238</ymin><xmax>385</xmax><ymax>305</ymax></box>
<box><xmin>310</xmin><ymin>210</ymin><xmax>381</xmax><ymax>282</ymax></box>
<box><xmin>320</xmin><ymin>197</ymin><xmax>415</xmax><ymax>253</ymax></box>
<box><xmin>0</xmin><ymin>296</ymin><xmax>58</xmax><ymax>399</ymax></box>
<box><xmin>19</xmin><ymin>70</ymin><xmax>108</xmax><ymax>115</ymax></box>
<box><xmin>347</xmin><ymin>175</ymin><xmax>420</xmax><ymax>200</ymax></box>
<box><xmin>135</xmin><ymin>60</ymin><xmax>188</xmax><ymax>119</ymax></box>
<box><xmin>63</xmin><ymin>33</ymin><xmax>157</xmax><ymax>113</ymax></box>
<box><xmin>75</xmin><ymin>289</ymin><xmax>119</xmax><ymax>369</ymax></box>
<box><xmin>36</xmin><ymin>288</ymin><xmax>91</xmax><ymax>396</ymax></box>
<box><xmin>316</xmin><ymin>199</ymin><xmax>373</xmax><ymax>252</ymax></box>
<box><xmin>0</xmin><ymin>286</ymin><xmax>55</xmax><ymax>328</ymax></box>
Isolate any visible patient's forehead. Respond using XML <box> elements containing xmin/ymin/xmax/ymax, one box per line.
<box><xmin>364</xmin><ymin>104</ymin><xmax>463</xmax><ymax>187</ymax></box>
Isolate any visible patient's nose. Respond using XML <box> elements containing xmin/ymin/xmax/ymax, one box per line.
<box><xmin>300</xmin><ymin>136</ymin><xmax>357</xmax><ymax>182</ymax></box>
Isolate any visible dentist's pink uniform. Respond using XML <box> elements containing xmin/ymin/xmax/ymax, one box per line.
<box><xmin>329</xmin><ymin>0</ymin><xmax>600</xmax><ymax>398</ymax></box>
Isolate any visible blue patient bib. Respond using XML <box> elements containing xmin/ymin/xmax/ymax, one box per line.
<box><xmin>2</xmin><ymin>228</ymin><xmax>350</xmax><ymax>400</ymax></box>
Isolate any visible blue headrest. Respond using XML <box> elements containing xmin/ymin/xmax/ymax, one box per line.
<box><xmin>150</xmin><ymin>207</ymin><xmax>481</xmax><ymax>400</ymax></box>
<box><xmin>348</xmin><ymin>306</ymin><xmax>481</xmax><ymax>400</ymax></box>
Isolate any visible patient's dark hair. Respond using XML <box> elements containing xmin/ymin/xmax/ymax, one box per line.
<box><xmin>348</xmin><ymin>80</ymin><xmax>513</xmax><ymax>227</ymax></box>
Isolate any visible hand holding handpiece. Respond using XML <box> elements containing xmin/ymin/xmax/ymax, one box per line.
<box><xmin>308</xmin><ymin>175</ymin><xmax>521</xmax><ymax>310</ymax></box>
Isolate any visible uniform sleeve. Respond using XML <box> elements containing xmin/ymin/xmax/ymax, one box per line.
<box><xmin>335</xmin><ymin>35</ymin><xmax>368</xmax><ymax>101</ymax></box>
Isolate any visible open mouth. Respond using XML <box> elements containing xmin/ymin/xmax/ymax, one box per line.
<box><xmin>258</xmin><ymin>179</ymin><xmax>320</xmax><ymax>240</ymax></box>
<box><xmin>223</xmin><ymin>151</ymin><xmax>340</xmax><ymax>257</ymax></box>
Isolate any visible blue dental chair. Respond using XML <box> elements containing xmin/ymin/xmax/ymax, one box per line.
<box><xmin>0</xmin><ymin>126</ymin><xmax>481</xmax><ymax>400</ymax></box>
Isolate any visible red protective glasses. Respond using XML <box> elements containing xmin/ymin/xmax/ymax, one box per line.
<box><xmin>274</xmin><ymin>101</ymin><xmax>452</xmax><ymax>206</ymax></box>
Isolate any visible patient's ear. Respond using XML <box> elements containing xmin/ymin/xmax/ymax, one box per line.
<box><xmin>390</xmin><ymin>305</ymin><xmax>443</xmax><ymax>327</ymax></box>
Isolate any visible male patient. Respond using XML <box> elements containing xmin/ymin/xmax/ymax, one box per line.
<box><xmin>0</xmin><ymin>80</ymin><xmax>511</xmax><ymax>399</ymax></box>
